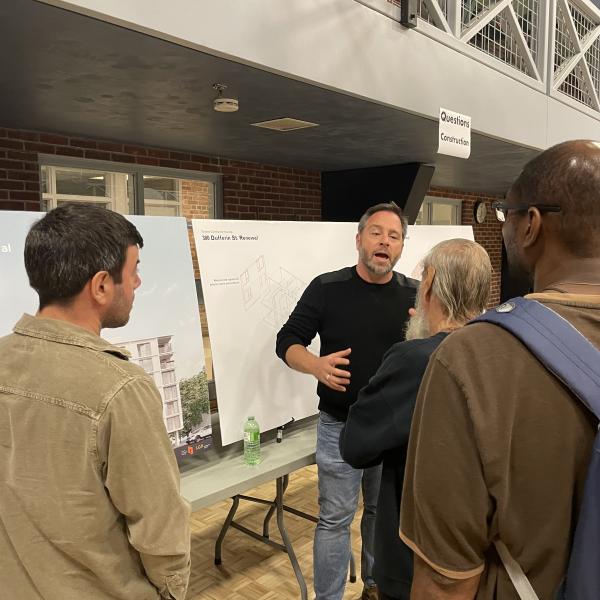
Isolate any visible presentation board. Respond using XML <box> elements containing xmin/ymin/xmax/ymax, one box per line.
<box><xmin>0</xmin><ymin>212</ymin><xmax>211</xmax><ymax>464</ymax></box>
<box><xmin>192</xmin><ymin>219</ymin><xmax>474</xmax><ymax>446</ymax></box>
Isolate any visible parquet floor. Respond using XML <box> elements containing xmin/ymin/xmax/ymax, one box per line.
<box><xmin>186</xmin><ymin>464</ymin><xmax>365</xmax><ymax>600</ymax></box>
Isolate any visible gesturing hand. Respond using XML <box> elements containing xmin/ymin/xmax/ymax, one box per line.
<box><xmin>315</xmin><ymin>348</ymin><xmax>351</xmax><ymax>392</ymax></box>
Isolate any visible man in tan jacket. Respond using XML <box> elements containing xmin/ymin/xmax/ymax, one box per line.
<box><xmin>0</xmin><ymin>203</ymin><xmax>191</xmax><ymax>599</ymax></box>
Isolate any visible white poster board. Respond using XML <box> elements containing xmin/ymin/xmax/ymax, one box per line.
<box><xmin>0</xmin><ymin>212</ymin><xmax>211</xmax><ymax>464</ymax></box>
<box><xmin>192</xmin><ymin>219</ymin><xmax>473</xmax><ymax>445</ymax></box>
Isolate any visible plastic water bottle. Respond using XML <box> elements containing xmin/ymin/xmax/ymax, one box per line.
<box><xmin>243</xmin><ymin>416</ymin><xmax>261</xmax><ymax>465</ymax></box>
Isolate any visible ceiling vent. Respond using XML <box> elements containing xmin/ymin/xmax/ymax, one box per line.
<box><xmin>251</xmin><ymin>118</ymin><xmax>319</xmax><ymax>132</ymax></box>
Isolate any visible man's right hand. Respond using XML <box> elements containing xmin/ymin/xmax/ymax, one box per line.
<box><xmin>314</xmin><ymin>348</ymin><xmax>351</xmax><ymax>392</ymax></box>
<box><xmin>284</xmin><ymin>345</ymin><xmax>351</xmax><ymax>392</ymax></box>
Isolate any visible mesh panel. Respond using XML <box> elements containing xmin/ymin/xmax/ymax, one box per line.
<box><xmin>435</xmin><ymin>0</ymin><xmax>449</xmax><ymax>18</ymax></box>
<box><xmin>569</xmin><ymin>1</ymin><xmax>598</xmax><ymax>41</ymax></box>
<box><xmin>512</xmin><ymin>0</ymin><xmax>538</xmax><ymax>56</ymax></box>
<box><xmin>417</xmin><ymin>0</ymin><xmax>449</xmax><ymax>27</ymax></box>
<box><xmin>554</xmin><ymin>2</ymin><xmax>577</xmax><ymax>74</ymax></box>
<box><xmin>585</xmin><ymin>38</ymin><xmax>600</xmax><ymax>94</ymax></box>
<box><xmin>559</xmin><ymin>60</ymin><xmax>594</xmax><ymax>106</ymax></box>
<box><xmin>462</xmin><ymin>0</ymin><xmax>493</xmax><ymax>27</ymax></box>
<box><xmin>418</xmin><ymin>0</ymin><xmax>436</xmax><ymax>24</ymax></box>
<box><xmin>469</xmin><ymin>8</ymin><xmax>530</xmax><ymax>73</ymax></box>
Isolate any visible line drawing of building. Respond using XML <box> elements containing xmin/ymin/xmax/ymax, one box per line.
<box><xmin>239</xmin><ymin>255</ymin><xmax>305</xmax><ymax>330</ymax></box>
<box><xmin>119</xmin><ymin>335</ymin><xmax>184</xmax><ymax>447</ymax></box>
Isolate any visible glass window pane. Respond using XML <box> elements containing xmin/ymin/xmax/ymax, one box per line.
<box><xmin>56</xmin><ymin>199</ymin><xmax>111</xmax><ymax>210</ymax></box>
<box><xmin>144</xmin><ymin>176</ymin><xmax>180</xmax><ymax>216</ymax></box>
<box><xmin>144</xmin><ymin>176</ymin><xmax>215</xmax><ymax>218</ymax></box>
<box><xmin>41</xmin><ymin>166</ymin><xmax>49</xmax><ymax>194</ymax></box>
<box><xmin>55</xmin><ymin>168</ymin><xmax>108</xmax><ymax>197</ymax></box>
<box><xmin>431</xmin><ymin>203</ymin><xmax>456</xmax><ymax>225</ymax></box>
<box><xmin>415</xmin><ymin>204</ymin><xmax>425</xmax><ymax>225</ymax></box>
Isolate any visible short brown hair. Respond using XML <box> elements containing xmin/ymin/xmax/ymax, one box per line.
<box><xmin>358</xmin><ymin>203</ymin><xmax>408</xmax><ymax>239</ymax></box>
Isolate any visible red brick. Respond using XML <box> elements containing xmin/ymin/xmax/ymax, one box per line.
<box><xmin>84</xmin><ymin>149</ymin><xmax>112</xmax><ymax>161</ymax></box>
<box><xmin>124</xmin><ymin>145</ymin><xmax>147</xmax><ymax>156</ymax></box>
<box><xmin>111</xmin><ymin>153</ymin><xmax>136</xmax><ymax>163</ymax></box>
<box><xmin>181</xmin><ymin>161</ymin><xmax>205</xmax><ymax>171</ymax></box>
<box><xmin>0</xmin><ymin>200</ymin><xmax>25</xmax><ymax>210</ymax></box>
<box><xmin>2</xmin><ymin>180</ymin><xmax>25</xmax><ymax>190</ymax></box>
<box><xmin>7</xmin><ymin>170</ymin><xmax>38</xmax><ymax>181</ymax></box>
<box><xmin>170</xmin><ymin>151</ymin><xmax>190</xmax><ymax>161</ymax></box>
<box><xmin>10</xmin><ymin>190</ymin><xmax>40</xmax><ymax>201</ymax></box>
<box><xmin>40</xmin><ymin>133</ymin><xmax>69</xmax><ymax>145</ymax></box>
<box><xmin>70</xmin><ymin>138</ymin><xmax>97</xmax><ymax>149</ymax></box>
<box><xmin>7</xmin><ymin>151</ymin><xmax>37</xmax><ymax>161</ymax></box>
<box><xmin>7</xmin><ymin>130</ymin><xmax>38</xmax><ymax>141</ymax></box>
<box><xmin>97</xmin><ymin>141</ymin><xmax>124</xmax><ymax>152</ymax></box>
<box><xmin>135</xmin><ymin>156</ymin><xmax>160</xmax><ymax>166</ymax></box>
<box><xmin>0</xmin><ymin>139</ymin><xmax>24</xmax><ymax>150</ymax></box>
<box><xmin>147</xmin><ymin>148</ymin><xmax>169</xmax><ymax>159</ymax></box>
<box><xmin>55</xmin><ymin>146</ymin><xmax>85</xmax><ymax>158</ymax></box>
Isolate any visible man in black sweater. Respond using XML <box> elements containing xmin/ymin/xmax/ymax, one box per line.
<box><xmin>276</xmin><ymin>203</ymin><xmax>417</xmax><ymax>600</ymax></box>
<box><xmin>339</xmin><ymin>238</ymin><xmax>492</xmax><ymax>600</ymax></box>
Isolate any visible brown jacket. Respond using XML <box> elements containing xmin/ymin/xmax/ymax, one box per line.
<box><xmin>400</xmin><ymin>293</ymin><xmax>600</xmax><ymax>599</ymax></box>
<box><xmin>0</xmin><ymin>315</ymin><xmax>191</xmax><ymax>600</ymax></box>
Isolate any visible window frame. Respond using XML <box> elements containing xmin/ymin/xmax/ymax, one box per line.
<box><xmin>39</xmin><ymin>154</ymin><xmax>223</xmax><ymax>217</ymax></box>
<box><xmin>417</xmin><ymin>196</ymin><xmax>462</xmax><ymax>225</ymax></box>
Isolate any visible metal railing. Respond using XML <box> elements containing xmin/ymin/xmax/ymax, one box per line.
<box><xmin>361</xmin><ymin>0</ymin><xmax>600</xmax><ymax>116</ymax></box>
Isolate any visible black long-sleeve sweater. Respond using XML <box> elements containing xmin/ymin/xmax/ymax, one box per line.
<box><xmin>275</xmin><ymin>266</ymin><xmax>417</xmax><ymax>421</ymax></box>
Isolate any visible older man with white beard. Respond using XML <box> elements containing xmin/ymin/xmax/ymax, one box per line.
<box><xmin>339</xmin><ymin>238</ymin><xmax>491</xmax><ymax>600</ymax></box>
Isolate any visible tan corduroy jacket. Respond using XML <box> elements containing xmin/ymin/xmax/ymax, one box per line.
<box><xmin>0</xmin><ymin>315</ymin><xmax>191</xmax><ymax>600</ymax></box>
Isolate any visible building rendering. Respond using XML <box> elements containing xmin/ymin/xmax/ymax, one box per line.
<box><xmin>119</xmin><ymin>335</ymin><xmax>185</xmax><ymax>447</ymax></box>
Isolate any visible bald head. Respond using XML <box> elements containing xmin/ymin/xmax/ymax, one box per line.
<box><xmin>510</xmin><ymin>140</ymin><xmax>600</xmax><ymax>257</ymax></box>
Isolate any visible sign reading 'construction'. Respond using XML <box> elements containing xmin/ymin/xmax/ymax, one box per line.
<box><xmin>438</xmin><ymin>107</ymin><xmax>471</xmax><ymax>159</ymax></box>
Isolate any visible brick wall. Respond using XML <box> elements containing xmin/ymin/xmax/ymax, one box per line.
<box><xmin>428</xmin><ymin>186</ymin><xmax>503</xmax><ymax>306</ymax></box>
<box><xmin>0</xmin><ymin>127</ymin><xmax>504</xmax><ymax>305</ymax></box>
<box><xmin>0</xmin><ymin>128</ymin><xmax>322</xmax><ymax>221</ymax></box>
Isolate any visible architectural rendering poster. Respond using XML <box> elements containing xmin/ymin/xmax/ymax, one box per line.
<box><xmin>0</xmin><ymin>212</ymin><xmax>211</xmax><ymax>464</ymax></box>
<box><xmin>192</xmin><ymin>219</ymin><xmax>473</xmax><ymax>446</ymax></box>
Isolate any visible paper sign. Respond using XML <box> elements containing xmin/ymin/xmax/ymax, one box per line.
<box><xmin>438</xmin><ymin>107</ymin><xmax>471</xmax><ymax>159</ymax></box>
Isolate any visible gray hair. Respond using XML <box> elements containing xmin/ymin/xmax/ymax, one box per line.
<box><xmin>422</xmin><ymin>238</ymin><xmax>492</xmax><ymax>323</ymax></box>
<box><xmin>358</xmin><ymin>203</ymin><xmax>408</xmax><ymax>240</ymax></box>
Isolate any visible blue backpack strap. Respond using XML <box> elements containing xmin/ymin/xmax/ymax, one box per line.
<box><xmin>472</xmin><ymin>296</ymin><xmax>600</xmax><ymax>600</ymax></box>
<box><xmin>471</xmin><ymin>296</ymin><xmax>600</xmax><ymax>418</ymax></box>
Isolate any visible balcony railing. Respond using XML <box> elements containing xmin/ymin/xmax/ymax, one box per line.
<box><xmin>358</xmin><ymin>0</ymin><xmax>600</xmax><ymax>115</ymax></box>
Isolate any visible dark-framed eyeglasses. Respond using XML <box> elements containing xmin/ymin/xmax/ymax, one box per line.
<box><xmin>491</xmin><ymin>200</ymin><xmax>562</xmax><ymax>223</ymax></box>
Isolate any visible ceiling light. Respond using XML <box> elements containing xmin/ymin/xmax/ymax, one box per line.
<box><xmin>213</xmin><ymin>83</ymin><xmax>238</xmax><ymax>113</ymax></box>
<box><xmin>251</xmin><ymin>118</ymin><xmax>319</xmax><ymax>132</ymax></box>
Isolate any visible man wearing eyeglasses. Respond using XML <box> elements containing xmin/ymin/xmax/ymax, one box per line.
<box><xmin>400</xmin><ymin>140</ymin><xmax>600</xmax><ymax>599</ymax></box>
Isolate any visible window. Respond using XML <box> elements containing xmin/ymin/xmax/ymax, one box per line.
<box><xmin>162</xmin><ymin>370</ymin><xmax>176</xmax><ymax>386</ymax></box>
<box><xmin>41</xmin><ymin>166</ymin><xmax>133</xmax><ymax>212</ymax></box>
<box><xmin>165</xmin><ymin>401</ymin><xmax>180</xmax><ymax>417</ymax></box>
<box><xmin>416</xmin><ymin>197</ymin><xmax>462</xmax><ymax>225</ymax></box>
<box><xmin>164</xmin><ymin>385</ymin><xmax>178</xmax><ymax>401</ymax></box>
<box><xmin>139</xmin><ymin>358</ymin><xmax>154</xmax><ymax>373</ymax></box>
<box><xmin>137</xmin><ymin>342</ymin><xmax>152</xmax><ymax>357</ymax></box>
<box><xmin>40</xmin><ymin>156</ymin><xmax>221</xmax><ymax>218</ymax></box>
<box><xmin>166</xmin><ymin>416</ymin><xmax>182</xmax><ymax>432</ymax></box>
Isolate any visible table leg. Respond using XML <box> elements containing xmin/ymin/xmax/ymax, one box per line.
<box><xmin>263</xmin><ymin>473</ymin><xmax>290</xmax><ymax>538</ymax></box>
<box><xmin>214</xmin><ymin>495</ymin><xmax>240</xmax><ymax>565</ymax></box>
<box><xmin>275</xmin><ymin>475</ymin><xmax>308</xmax><ymax>600</ymax></box>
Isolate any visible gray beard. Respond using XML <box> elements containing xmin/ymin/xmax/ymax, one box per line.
<box><xmin>405</xmin><ymin>297</ymin><xmax>430</xmax><ymax>341</ymax></box>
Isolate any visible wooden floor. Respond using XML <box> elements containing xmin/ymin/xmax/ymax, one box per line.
<box><xmin>186</xmin><ymin>464</ymin><xmax>365</xmax><ymax>600</ymax></box>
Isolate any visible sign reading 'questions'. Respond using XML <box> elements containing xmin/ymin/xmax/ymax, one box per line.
<box><xmin>438</xmin><ymin>107</ymin><xmax>471</xmax><ymax>159</ymax></box>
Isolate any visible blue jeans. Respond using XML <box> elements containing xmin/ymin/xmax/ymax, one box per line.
<box><xmin>314</xmin><ymin>411</ymin><xmax>382</xmax><ymax>600</ymax></box>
